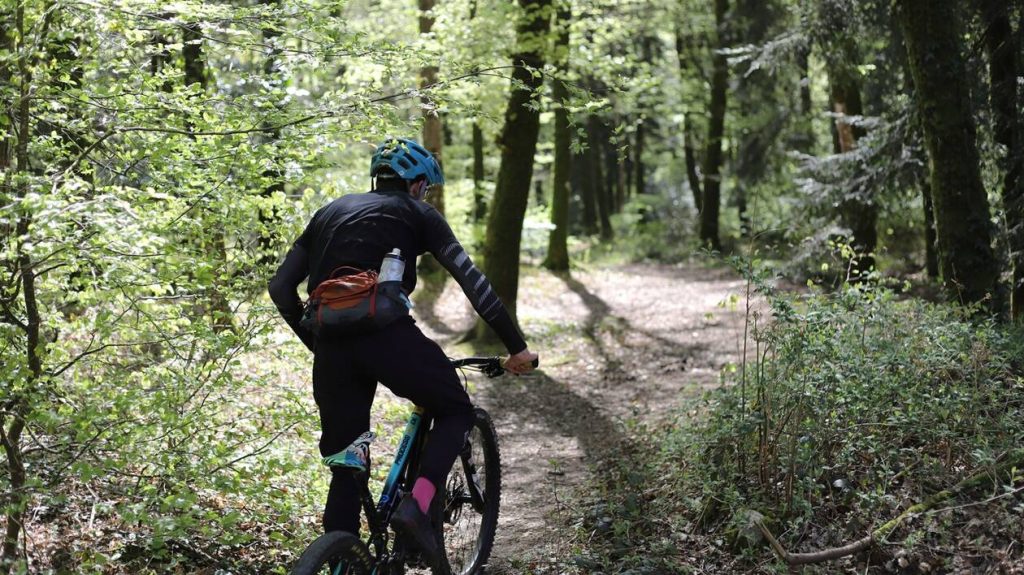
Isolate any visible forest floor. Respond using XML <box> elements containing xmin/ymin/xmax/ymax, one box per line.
<box><xmin>407</xmin><ymin>261</ymin><xmax>748</xmax><ymax>573</ymax></box>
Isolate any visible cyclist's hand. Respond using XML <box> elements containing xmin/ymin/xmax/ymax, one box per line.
<box><xmin>504</xmin><ymin>348</ymin><xmax>538</xmax><ymax>375</ymax></box>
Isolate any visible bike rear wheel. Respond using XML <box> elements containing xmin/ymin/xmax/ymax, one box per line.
<box><xmin>440</xmin><ymin>407</ymin><xmax>501</xmax><ymax>575</ymax></box>
<box><xmin>290</xmin><ymin>531</ymin><xmax>374</xmax><ymax>575</ymax></box>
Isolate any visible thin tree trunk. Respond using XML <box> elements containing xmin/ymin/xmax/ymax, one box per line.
<box><xmin>898</xmin><ymin>0</ymin><xmax>999</xmax><ymax>307</ymax></box>
<box><xmin>473</xmin><ymin>0</ymin><xmax>553</xmax><ymax>338</ymax></box>
<box><xmin>979</xmin><ymin>0</ymin><xmax>1023</xmax><ymax>318</ymax></box>
<box><xmin>633</xmin><ymin>118</ymin><xmax>646</xmax><ymax>196</ymax></box>
<box><xmin>830</xmin><ymin>72</ymin><xmax>877</xmax><ymax>279</ymax></box>
<box><xmin>579</xmin><ymin>127</ymin><xmax>599</xmax><ymax>236</ymax></box>
<box><xmin>700</xmin><ymin>0</ymin><xmax>729</xmax><ymax>251</ymax></box>
<box><xmin>794</xmin><ymin>43</ymin><xmax>814</xmax><ymax>152</ymax></box>
<box><xmin>182</xmin><ymin>23</ymin><xmax>232</xmax><ymax>330</ymax></box>
<box><xmin>472</xmin><ymin>122</ymin><xmax>486</xmax><ymax>221</ymax></box>
<box><xmin>684</xmin><ymin>113</ymin><xmax>703</xmax><ymax>212</ymax></box>
<box><xmin>922</xmin><ymin>178</ymin><xmax>939</xmax><ymax>278</ymax></box>
<box><xmin>544</xmin><ymin>0</ymin><xmax>572</xmax><ymax>271</ymax></box>
<box><xmin>605</xmin><ymin>129</ymin><xmax>621</xmax><ymax>213</ymax></box>
<box><xmin>1</xmin><ymin>6</ymin><xmax>37</xmax><ymax>567</ymax></box>
<box><xmin>469</xmin><ymin>0</ymin><xmax>487</xmax><ymax>222</ymax></box>
<box><xmin>259</xmin><ymin>0</ymin><xmax>285</xmax><ymax>266</ymax></box>
<box><xmin>591</xmin><ymin>117</ymin><xmax>614</xmax><ymax>240</ymax></box>
<box><xmin>419</xmin><ymin>0</ymin><xmax>444</xmax><ymax>216</ymax></box>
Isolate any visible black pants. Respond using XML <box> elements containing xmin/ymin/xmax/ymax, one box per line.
<box><xmin>312</xmin><ymin>316</ymin><xmax>475</xmax><ymax>534</ymax></box>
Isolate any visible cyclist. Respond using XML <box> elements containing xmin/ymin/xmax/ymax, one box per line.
<box><xmin>268</xmin><ymin>138</ymin><xmax>538</xmax><ymax>570</ymax></box>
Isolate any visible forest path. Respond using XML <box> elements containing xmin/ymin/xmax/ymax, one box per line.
<box><xmin>414</xmin><ymin>262</ymin><xmax>747</xmax><ymax>573</ymax></box>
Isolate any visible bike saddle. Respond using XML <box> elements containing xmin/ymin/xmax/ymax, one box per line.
<box><xmin>322</xmin><ymin>431</ymin><xmax>376</xmax><ymax>472</ymax></box>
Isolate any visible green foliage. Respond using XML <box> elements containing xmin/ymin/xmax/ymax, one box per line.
<box><xmin>589</xmin><ymin>266</ymin><xmax>1024</xmax><ymax>571</ymax></box>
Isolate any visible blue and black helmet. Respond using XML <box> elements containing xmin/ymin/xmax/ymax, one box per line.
<box><xmin>370</xmin><ymin>138</ymin><xmax>445</xmax><ymax>186</ymax></box>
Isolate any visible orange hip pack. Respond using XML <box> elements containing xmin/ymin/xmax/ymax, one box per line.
<box><xmin>300</xmin><ymin>267</ymin><xmax>409</xmax><ymax>336</ymax></box>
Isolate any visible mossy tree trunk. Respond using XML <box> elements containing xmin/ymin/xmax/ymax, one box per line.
<box><xmin>898</xmin><ymin>0</ymin><xmax>999</xmax><ymax>307</ymax></box>
<box><xmin>473</xmin><ymin>0</ymin><xmax>552</xmax><ymax>339</ymax></box>
<box><xmin>544</xmin><ymin>0</ymin><xmax>572</xmax><ymax>271</ymax></box>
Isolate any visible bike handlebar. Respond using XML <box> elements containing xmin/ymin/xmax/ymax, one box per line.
<box><xmin>450</xmin><ymin>356</ymin><xmax>540</xmax><ymax>378</ymax></box>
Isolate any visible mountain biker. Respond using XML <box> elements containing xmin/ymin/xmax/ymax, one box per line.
<box><xmin>268</xmin><ymin>138</ymin><xmax>538</xmax><ymax>569</ymax></box>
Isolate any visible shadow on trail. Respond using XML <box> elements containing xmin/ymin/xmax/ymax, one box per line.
<box><xmin>480</xmin><ymin>369</ymin><xmax>630</xmax><ymax>468</ymax></box>
<box><xmin>555</xmin><ymin>272</ymin><xmax>713</xmax><ymax>377</ymax></box>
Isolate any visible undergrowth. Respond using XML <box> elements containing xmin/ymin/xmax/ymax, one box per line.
<box><xmin>586</xmin><ymin>269</ymin><xmax>1024</xmax><ymax>574</ymax></box>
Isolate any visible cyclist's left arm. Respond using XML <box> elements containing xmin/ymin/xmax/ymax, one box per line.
<box><xmin>422</xmin><ymin>207</ymin><xmax>527</xmax><ymax>356</ymax></box>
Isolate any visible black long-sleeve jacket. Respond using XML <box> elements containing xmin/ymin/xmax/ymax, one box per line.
<box><xmin>268</xmin><ymin>182</ymin><xmax>527</xmax><ymax>354</ymax></box>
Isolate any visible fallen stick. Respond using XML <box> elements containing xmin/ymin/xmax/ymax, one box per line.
<box><xmin>755</xmin><ymin>449</ymin><xmax>1024</xmax><ymax>566</ymax></box>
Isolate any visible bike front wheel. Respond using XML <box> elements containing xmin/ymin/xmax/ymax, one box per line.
<box><xmin>440</xmin><ymin>406</ymin><xmax>501</xmax><ymax>575</ymax></box>
<box><xmin>290</xmin><ymin>531</ymin><xmax>374</xmax><ymax>575</ymax></box>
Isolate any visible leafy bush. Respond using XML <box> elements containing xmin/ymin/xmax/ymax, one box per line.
<box><xmin>589</xmin><ymin>272</ymin><xmax>1024</xmax><ymax>572</ymax></box>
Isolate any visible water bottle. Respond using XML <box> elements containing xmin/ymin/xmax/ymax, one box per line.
<box><xmin>379</xmin><ymin>248</ymin><xmax>413</xmax><ymax>309</ymax></box>
<box><xmin>379</xmin><ymin>248</ymin><xmax>405</xmax><ymax>282</ymax></box>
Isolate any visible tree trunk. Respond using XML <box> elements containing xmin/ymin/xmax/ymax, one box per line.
<box><xmin>978</xmin><ymin>0</ymin><xmax>1023</xmax><ymax>318</ymax></box>
<box><xmin>898</xmin><ymin>0</ymin><xmax>998</xmax><ymax>307</ymax></box>
<box><xmin>474</xmin><ymin>0</ymin><xmax>552</xmax><ymax>338</ymax></box>
<box><xmin>684</xmin><ymin>113</ymin><xmax>703</xmax><ymax>212</ymax></box>
<box><xmin>259</xmin><ymin>0</ymin><xmax>285</xmax><ymax>267</ymax></box>
<box><xmin>544</xmin><ymin>0</ymin><xmax>571</xmax><ymax>271</ymax></box>
<box><xmin>700</xmin><ymin>0</ymin><xmax>729</xmax><ymax>251</ymax></box>
<box><xmin>922</xmin><ymin>178</ymin><xmax>939</xmax><ymax>278</ymax></box>
<box><xmin>633</xmin><ymin>118</ymin><xmax>646</xmax><ymax>196</ymax></box>
<box><xmin>579</xmin><ymin>126</ymin><xmax>599</xmax><ymax>235</ymax></box>
<box><xmin>830</xmin><ymin>71</ymin><xmax>877</xmax><ymax>279</ymax></box>
<box><xmin>472</xmin><ymin>122</ymin><xmax>486</xmax><ymax>221</ymax></box>
<box><xmin>605</xmin><ymin>129</ymin><xmax>622</xmax><ymax>213</ymax></box>
<box><xmin>1</xmin><ymin>6</ymin><xmax>38</xmax><ymax>568</ymax></box>
<box><xmin>794</xmin><ymin>43</ymin><xmax>814</xmax><ymax>152</ymax></box>
<box><xmin>419</xmin><ymin>0</ymin><xmax>444</xmax><ymax>216</ymax></box>
<box><xmin>591</xmin><ymin>118</ymin><xmax>613</xmax><ymax>241</ymax></box>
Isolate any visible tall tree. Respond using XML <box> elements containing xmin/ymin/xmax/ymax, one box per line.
<box><xmin>898</xmin><ymin>0</ymin><xmax>999</xmax><ymax>307</ymax></box>
<box><xmin>699</xmin><ymin>0</ymin><xmax>729</xmax><ymax>250</ymax></box>
<box><xmin>475</xmin><ymin>0</ymin><xmax>553</xmax><ymax>335</ymax></box>
<box><xmin>544</xmin><ymin>0</ymin><xmax>572</xmax><ymax>271</ymax></box>
<box><xmin>978</xmin><ymin>0</ymin><xmax>1023</xmax><ymax>318</ymax></box>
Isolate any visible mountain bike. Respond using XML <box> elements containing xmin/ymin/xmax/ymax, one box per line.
<box><xmin>290</xmin><ymin>356</ymin><xmax>530</xmax><ymax>575</ymax></box>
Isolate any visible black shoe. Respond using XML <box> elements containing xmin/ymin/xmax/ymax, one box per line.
<box><xmin>390</xmin><ymin>496</ymin><xmax>442</xmax><ymax>569</ymax></box>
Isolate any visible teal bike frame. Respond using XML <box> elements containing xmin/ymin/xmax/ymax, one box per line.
<box><xmin>376</xmin><ymin>407</ymin><xmax>424</xmax><ymax>516</ymax></box>
<box><xmin>335</xmin><ymin>405</ymin><xmax>429</xmax><ymax>575</ymax></box>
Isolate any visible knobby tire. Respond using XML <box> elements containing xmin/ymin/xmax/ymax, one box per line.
<box><xmin>439</xmin><ymin>407</ymin><xmax>501</xmax><ymax>575</ymax></box>
<box><xmin>290</xmin><ymin>531</ymin><xmax>374</xmax><ymax>575</ymax></box>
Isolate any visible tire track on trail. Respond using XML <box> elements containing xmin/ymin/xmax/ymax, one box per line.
<box><xmin>415</xmin><ymin>263</ymin><xmax>746</xmax><ymax>574</ymax></box>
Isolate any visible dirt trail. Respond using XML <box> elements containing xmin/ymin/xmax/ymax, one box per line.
<box><xmin>413</xmin><ymin>263</ymin><xmax>747</xmax><ymax>573</ymax></box>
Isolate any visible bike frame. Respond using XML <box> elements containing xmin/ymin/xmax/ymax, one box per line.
<box><xmin>350</xmin><ymin>405</ymin><xmax>430</xmax><ymax>574</ymax></box>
